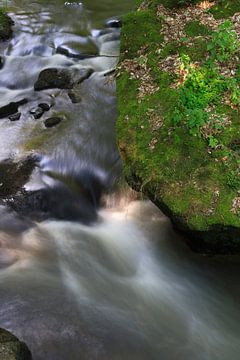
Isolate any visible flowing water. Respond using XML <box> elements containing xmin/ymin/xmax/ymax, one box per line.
<box><xmin>0</xmin><ymin>1</ymin><xmax>240</xmax><ymax>359</ymax></box>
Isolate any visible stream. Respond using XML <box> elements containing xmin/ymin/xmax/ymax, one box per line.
<box><xmin>0</xmin><ymin>1</ymin><xmax>240</xmax><ymax>359</ymax></box>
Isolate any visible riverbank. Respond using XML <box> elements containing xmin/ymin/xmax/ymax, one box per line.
<box><xmin>117</xmin><ymin>0</ymin><xmax>240</xmax><ymax>254</ymax></box>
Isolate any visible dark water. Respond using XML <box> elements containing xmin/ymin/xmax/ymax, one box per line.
<box><xmin>0</xmin><ymin>1</ymin><xmax>240</xmax><ymax>359</ymax></box>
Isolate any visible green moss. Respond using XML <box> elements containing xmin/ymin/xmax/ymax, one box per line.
<box><xmin>120</xmin><ymin>10</ymin><xmax>163</xmax><ymax>59</ymax></box>
<box><xmin>179</xmin><ymin>38</ymin><xmax>208</xmax><ymax>61</ymax></box>
<box><xmin>184</xmin><ymin>21</ymin><xmax>211</xmax><ymax>37</ymax></box>
<box><xmin>210</xmin><ymin>0</ymin><xmax>240</xmax><ymax>19</ymax></box>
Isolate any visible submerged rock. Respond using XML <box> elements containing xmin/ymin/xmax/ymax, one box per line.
<box><xmin>0</xmin><ymin>328</ymin><xmax>32</xmax><ymax>360</ymax></box>
<box><xmin>44</xmin><ymin>116</ymin><xmax>62</xmax><ymax>128</ymax></box>
<box><xmin>34</xmin><ymin>67</ymin><xmax>93</xmax><ymax>91</ymax></box>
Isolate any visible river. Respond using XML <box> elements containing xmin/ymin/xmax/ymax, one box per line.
<box><xmin>0</xmin><ymin>0</ymin><xmax>240</xmax><ymax>359</ymax></box>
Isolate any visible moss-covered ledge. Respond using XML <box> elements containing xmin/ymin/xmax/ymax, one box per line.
<box><xmin>117</xmin><ymin>0</ymin><xmax>240</xmax><ymax>254</ymax></box>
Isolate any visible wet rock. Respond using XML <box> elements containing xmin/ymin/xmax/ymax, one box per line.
<box><xmin>30</xmin><ymin>106</ymin><xmax>44</xmax><ymax>119</ymax></box>
<box><xmin>8</xmin><ymin>167</ymin><xmax>105</xmax><ymax>224</ymax></box>
<box><xmin>68</xmin><ymin>89</ymin><xmax>82</xmax><ymax>103</ymax></box>
<box><xmin>34</xmin><ymin>67</ymin><xmax>93</xmax><ymax>91</ymax></box>
<box><xmin>0</xmin><ymin>56</ymin><xmax>4</xmax><ymax>70</ymax></box>
<box><xmin>9</xmin><ymin>112</ymin><xmax>21</xmax><ymax>121</ymax></box>
<box><xmin>106</xmin><ymin>19</ymin><xmax>122</xmax><ymax>28</ymax></box>
<box><xmin>56</xmin><ymin>46</ymin><xmax>97</xmax><ymax>59</ymax></box>
<box><xmin>0</xmin><ymin>14</ymin><xmax>14</xmax><ymax>41</ymax></box>
<box><xmin>0</xmin><ymin>103</ymin><xmax>18</xmax><ymax>118</ymax></box>
<box><xmin>0</xmin><ymin>99</ymin><xmax>27</xmax><ymax>119</ymax></box>
<box><xmin>38</xmin><ymin>103</ymin><xmax>51</xmax><ymax>111</ymax></box>
<box><xmin>44</xmin><ymin>117</ymin><xmax>62</xmax><ymax>128</ymax></box>
<box><xmin>0</xmin><ymin>157</ymin><xmax>36</xmax><ymax>198</ymax></box>
<box><xmin>0</xmin><ymin>328</ymin><xmax>32</xmax><ymax>360</ymax></box>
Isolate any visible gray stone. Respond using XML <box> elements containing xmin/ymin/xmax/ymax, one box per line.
<box><xmin>0</xmin><ymin>328</ymin><xmax>32</xmax><ymax>360</ymax></box>
<box><xmin>68</xmin><ymin>89</ymin><xmax>82</xmax><ymax>103</ymax></box>
<box><xmin>44</xmin><ymin>117</ymin><xmax>62</xmax><ymax>128</ymax></box>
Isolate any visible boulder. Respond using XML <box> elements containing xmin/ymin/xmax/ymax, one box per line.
<box><xmin>34</xmin><ymin>67</ymin><xmax>93</xmax><ymax>91</ymax></box>
<box><xmin>0</xmin><ymin>328</ymin><xmax>32</xmax><ymax>360</ymax></box>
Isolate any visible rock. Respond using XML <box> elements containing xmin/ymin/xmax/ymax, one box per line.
<box><xmin>68</xmin><ymin>88</ymin><xmax>82</xmax><ymax>103</ymax></box>
<box><xmin>0</xmin><ymin>99</ymin><xmax>27</xmax><ymax>119</ymax></box>
<box><xmin>9</xmin><ymin>112</ymin><xmax>21</xmax><ymax>121</ymax></box>
<box><xmin>0</xmin><ymin>56</ymin><xmax>4</xmax><ymax>69</ymax></box>
<box><xmin>38</xmin><ymin>103</ymin><xmax>51</xmax><ymax>111</ymax></box>
<box><xmin>0</xmin><ymin>13</ymin><xmax>14</xmax><ymax>41</ymax></box>
<box><xmin>0</xmin><ymin>157</ymin><xmax>36</xmax><ymax>198</ymax></box>
<box><xmin>56</xmin><ymin>40</ymin><xmax>98</xmax><ymax>59</ymax></box>
<box><xmin>0</xmin><ymin>103</ymin><xmax>18</xmax><ymax>118</ymax></box>
<box><xmin>34</xmin><ymin>67</ymin><xmax>93</xmax><ymax>91</ymax></box>
<box><xmin>30</xmin><ymin>106</ymin><xmax>44</xmax><ymax>119</ymax></box>
<box><xmin>34</xmin><ymin>68</ymin><xmax>72</xmax><ymax>90</ymax></box>
<box><xmin>0</xmin><ymin>328</ymin><xmax>32</xmax><ymax>360</ymax></box>
<box><xmin>106</xmin><ymin>19</ymin><xmax>122</xmax><ymax>28</ymax></box>
<box><xmin>0</xmin><ymin>102</ymin><xmax>18</xmax><ymax>118</ymax></box>
<box><xmin>44</xmin><ymin>117</ymin><xmax>62</xmax><ymax>128</ymax></box>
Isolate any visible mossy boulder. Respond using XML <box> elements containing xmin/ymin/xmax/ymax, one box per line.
<box><xmin>117</xmin><ymin>0</ymin><xmax>240</xmax><ymax>254</ymax></box>
<box><xmin>0</xmin><ymin>10</ymin><xmax>14</xmax><ymax>40</ymax></box>
<box><xmin>0</xmin><ymin>328</ymin><xmax>32</xmax><ymax>360</ymax></box>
